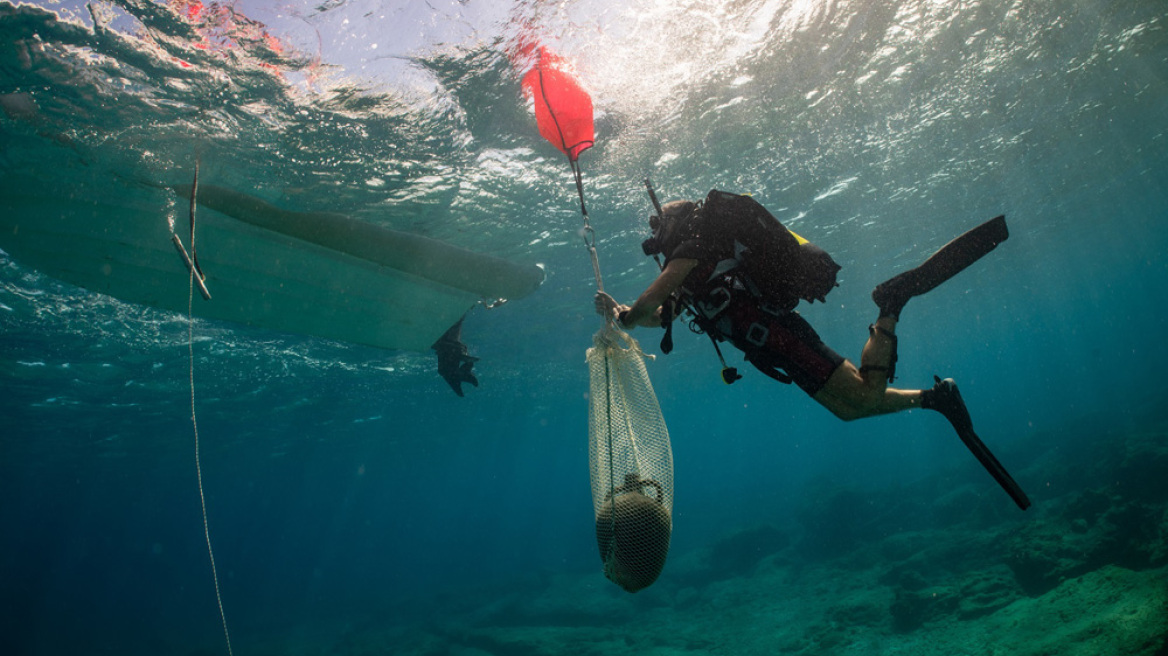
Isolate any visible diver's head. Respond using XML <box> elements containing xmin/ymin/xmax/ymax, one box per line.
<box><xmin>642</xmin><ymin>200</ymin><xmax>697</xmax><ymax>256</ymax></box>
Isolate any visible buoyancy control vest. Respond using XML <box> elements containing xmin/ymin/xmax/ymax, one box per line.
<box><xmin>642</xmin><ymin>189</ymin><xmax>841</xmax><ymax>382</ymax></box>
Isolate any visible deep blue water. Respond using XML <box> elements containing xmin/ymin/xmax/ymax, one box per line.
<box><xmin>2</xmin><ymin>0</ymin><xmax>1167</xmax><ymax>654</ymax></box>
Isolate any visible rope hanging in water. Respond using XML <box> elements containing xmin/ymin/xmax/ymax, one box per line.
<box><xmin>571</xmin><ymin>159</ymin><xmax>605</xmax><ymax>294</ymax></box>
<box><xmin>179</xmin><ymin>159</ymin><xmax>234</xmax><ymax>656</ymax></box>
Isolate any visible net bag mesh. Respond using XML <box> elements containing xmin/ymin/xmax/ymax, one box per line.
<box><xmin>586</xmin><ymin>326</ymin><xmax>674</xmax><ymax>593</ymax></box>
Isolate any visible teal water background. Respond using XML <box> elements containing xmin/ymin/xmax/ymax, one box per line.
<box><xmin>2</xmin><ymin>0</ymin><xmax>1166</xmax><ymax>654</ymax></box>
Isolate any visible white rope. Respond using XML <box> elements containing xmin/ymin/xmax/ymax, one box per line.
<box><xmin>183</xmin><ymin>166</ymin><xmax>234</xmax><ymax>656</ymax></box>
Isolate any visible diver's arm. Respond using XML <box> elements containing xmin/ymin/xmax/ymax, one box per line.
<box><xmin>598</xmin><ymin>258</ymin><xmax>698</xmax><ymax>328</ymax></box>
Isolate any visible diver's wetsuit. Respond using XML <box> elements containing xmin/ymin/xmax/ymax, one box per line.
<box><xmin>665</xmin><ymin>241</ymin><xmax>845</xmax><ymax>396</ymax></box>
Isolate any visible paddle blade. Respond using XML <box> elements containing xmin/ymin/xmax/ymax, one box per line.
<box><xmin>522</xmin><ymin>47</ymin><xmax>594</xmax><ymax>162</ymax></box>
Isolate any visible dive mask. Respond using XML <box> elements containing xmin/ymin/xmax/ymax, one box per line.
<box><xmin>641</xmin><ymin>213</ymin><xmax>663</xmax><ymax>256</ymax></box>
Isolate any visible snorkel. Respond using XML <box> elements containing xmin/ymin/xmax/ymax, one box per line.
<box><xmin>645</xmin><ymin>178</ymin><xmax>665</xmax><ymax>218</ymax></box>
<box><xmin>640</xmin><ymin>179</ymin><xmax>696</xmax><ymax>263</ymax></box>
<box><xmin>642</xmin><ymin>178</ymin><xmax>666</xmax><ymax>262</ymax></box>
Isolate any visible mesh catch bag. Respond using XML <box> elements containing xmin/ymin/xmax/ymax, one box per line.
<box><xmin>586</xmin><ymin>326</ymin><xmax>674</xmax><ymax>593</ymax></box>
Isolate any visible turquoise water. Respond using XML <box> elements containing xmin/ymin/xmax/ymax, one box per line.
<box><xmin>2</xmin><ymin>1</ymin><xmax>1167</xmax><ymax>654</ymax></box>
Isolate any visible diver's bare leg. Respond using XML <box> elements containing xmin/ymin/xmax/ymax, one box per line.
<box><xmin>813</xmin><ymin>317</ymin><xmax>922</xmax><ymax>421</ymax></box>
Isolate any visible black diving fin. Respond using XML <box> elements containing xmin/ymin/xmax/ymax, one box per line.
<box><xmin>923</xmin><ymin>377</ymin><xmax>1031</xmax><ymax>510</ymax></box>
<box><xmin>874</xmin><ymin>215</ymin><xmax>1009</xmax><ymax>319</ymax></box>
<box><xmin>957</xmin><ymin>423</ymin><xmax>1032</xmax><ymax>511</ymax></box>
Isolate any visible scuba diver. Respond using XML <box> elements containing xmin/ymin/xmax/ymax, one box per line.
<box><xmin>595</xmin><ymin>189</ymin><xmax>1030</xmax><ymax>509</ymax></box>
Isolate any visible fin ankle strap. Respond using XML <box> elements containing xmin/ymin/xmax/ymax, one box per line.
<box><xmin>865</xmin><ymin>323</ymin><xmax>899</xmax><ymax>382</ymax></box>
